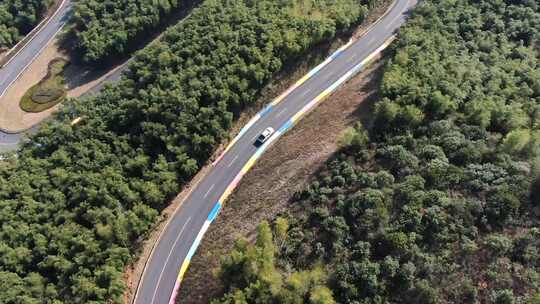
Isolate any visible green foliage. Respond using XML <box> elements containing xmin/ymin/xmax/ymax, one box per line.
<box><xmin>0</xmin><ymin>0</ymin><xmax>52</xmax><ymax>49</ymax></box>
<box><xmin>0</xmin><ymin>0</ymin><xmax>368</xmax><ymax>302</ymax></box>
<box><xmin>339</xmin><ymin>122</ymin><xmax>369</xmax><ymax>149</ymax></box>
<box><xmin>503</xmin><ymin>129</ymin><xmax>532</xmax><ymax>154</ymax></box>
<box><xmin>484</xmin><ymin>234</ymin><xmax>513</xmax><ymax>257</ymax></box>
<box><xmin>526</xmin><ymin>292</ymin><xmax>540</xmax><ymax>304</ymax></box>
<box><xmin>213</xmin><ymin>221</ymin><xmax>335</xmax><ymax>304</ymax></box>
<box><xmin>493</xmin><ymin>289</ymin><xmax>515</xmax><ymax>304</ymax></box>
<box><xmin>215</xmin><ymin>222</ymin><xmax>282</xmax><ymax>294</ymax></box>
<box><xmin>20</xmin><ymin>58</ymin><xmax>68</xmax><ymax>113</ymax></box>
<box><xmin>72</xmin><ymin>0</ymin><xmax>370</xmax><ymax>64</ymax></box>
<box><xmin>72</xmin><ymin>0</ymin><xmax>184</xmax><ymax>64</ymax></box>
<box><xmin>225</xmin><ymin>0</ymin><xmax>540</xmax><ymax>303</ymax></box>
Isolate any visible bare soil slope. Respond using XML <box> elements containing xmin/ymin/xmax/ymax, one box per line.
<box><xmin>177</xmin><ymin>57</ymin><xmax>386</xmax><ymax>304</ymax></box>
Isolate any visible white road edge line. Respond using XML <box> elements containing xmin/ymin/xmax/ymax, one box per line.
<box><xmin>1</xmin><ymin>0</ymin><xmax>69</xmax><ymax>68</ymax></box>
<box><xmin>167</xmin><ymin>34</ymin><xmax>398</xmax><ymax>304</ymax></box>
<box><xmin>386</xmin><ymin>9</ymin><xmax>404</xmax><ymax>29</ymax></box>
<box><xmin>0</xmin><ymin>24</ymin><xmax>65</xmax><ymax>98</ymax></box>
<box><xmin>134</xmin><ymin>0</ymin><xmax>409</xmax><ymax>302</ymax></box>
<box><xmin>203</xmin><ymin>184</ymin><xmax>215</xmax><ymax>198</ymax></box>
<box><xmin>227</xmin><ymin>155</ymin><xmax>239</xmax><ymax>168</ymax></box>
<box><xmin>276</xmin><ymin>107</ymin><xmax>288</xmax><ymax>118</ymax></box>
<box><xmin>150</xmin><ymin>217</ymin><xmax>191</xmax><ymax>304</ymax></box>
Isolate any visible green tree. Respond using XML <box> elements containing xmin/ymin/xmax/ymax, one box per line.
<box><xmin>214</xmin><ymin>222</ymin><xmax>335</xmax><ymax>304</ymax></box>
<box><xmin>0</xmin><ymin>0</ymin><xmax>51</xmax><ymax>49</ymax></box>
<box><xmin>340</xmin><ymin>122</ymin><xmax>369</xmax><ymax>149</ymax></box>
<box><xmin>503</xmin><ymin>129</ymin><xmax>531</xmax><ymax>154</ymax></box>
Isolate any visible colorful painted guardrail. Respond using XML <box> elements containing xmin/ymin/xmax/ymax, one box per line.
<box><xmin>211</xmin><ymin>38</ymin><xmax>354</xmax><ymax>166</ymax></box>
<box><xmin>167</xmin><ymin>36</ymin><xmax>395</xmax><ymax>304</ymax></box>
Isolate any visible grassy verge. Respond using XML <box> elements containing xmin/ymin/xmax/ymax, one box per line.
<box><xmin>20</xmin><ymin>58</ymin><xmax>68</xmax><ymax>113</ymax></box>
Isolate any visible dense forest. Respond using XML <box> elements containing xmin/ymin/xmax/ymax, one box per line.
<box><xmin>71</xmin><ymin>0</ymin><xmax>188</xmax><ymax>64</ymax></box>
<box><xmin>213</xmin><ymin>0</ymin><xmax>540</xmax><ymax>303</ymax></box>
<box><xmin>213</xmin><ymin>220</ymin><xmax>337</xmax><ymax>304</ymax></box>
<box><xmin>0</xmin><ymin>0</ymin><xmax>371</xmax><ymax>303</ymax></box>
<box><xmin>0</xmin><ymin>0</ymin><xmax>52</xmax><ymax>49</ymax></box>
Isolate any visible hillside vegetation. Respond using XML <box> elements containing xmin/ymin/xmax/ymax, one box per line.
<box><xmin>0</xmin><ymin>0</ymin><xmax>52</xmax><ymax>49</ymax></box>
<box><xmin>71</xmin><ymin>0</ymin><xmax>189</xmax><ymax>64</ymax></box>
<box><xmin>214</xmin><ymin>0</ymin><xmax>540</xmax><ymax>303</ymax></box>
<box><xmin>0</xmin><ymin>0</ymin><xmax>372</xmax><ymax>303</ymax></box>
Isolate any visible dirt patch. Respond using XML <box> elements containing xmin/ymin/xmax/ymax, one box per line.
<box><xmin>0</xmin><ymin>1</ymin><xmax>201</xmax><ymax>134</ymax></box>
<box><xmin>0</xmin><ymin>39</ymin><xmax>68</xmax><ymax>133</ymax></box>
<box><xmin>177</xmin><ymin>57</ymin><xmax>386</xmax><ymax>303</ymax></box>
<box><xmin>205</xmin><ymin>0</ymin><xmax>394</xmax><ymax>155</ymax></box>
<box><xmin>0</xmin><ymin>30</ymin><xmax>119</xmax><ymax>132</ymax></box>
<box><xmin>353</xmin><ymin>0</ymin><xmax>397</xmax><ymax>39</ymax></box>
<box><xmin>64</xmin><ymin>1</ymin><xmax>202</xmax><ymax>99</ymax></box>
<box><xmin>122</xmin><ymin>158</ymin><xmax>219</xmax><ymax>304</ymax></box>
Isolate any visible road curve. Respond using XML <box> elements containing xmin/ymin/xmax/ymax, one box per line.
<box><xmin>134</xmin><ymin>0</ymin><xmax>418</xmax><ymax>303</ymax></box>
<box><xmin>0</xmin><ymin>0</ymin><xmax>72</xmax><ymax>152</ymax></box>
<box><xmin>0</xmin><ymin>61</ymin><xmax>130</xmax><ymax>153</ymax></box>
<box><xmin>0</xmin><ymin>0</ymin><xmax>72</xmax><ymax>98</ymax></box>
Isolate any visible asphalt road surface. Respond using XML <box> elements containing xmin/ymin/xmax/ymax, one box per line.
<box><xmin>134</xmin><ymin>0</ymin><xmax>418</xmax><ymax>303</ymax></box>
<box><xmin>0</xmin><ymin>0</ymin><xmax>72</xmax><ymax>98</ymax></box>
<box><xmin>0</xmin><ymin>131</ymin><xmax>23</xmax><ymax>153</ymax></box>
<box><xmin>0</xmin><ymin>0</ymin><xmax>72</xmax><ymax>152</ymax></box>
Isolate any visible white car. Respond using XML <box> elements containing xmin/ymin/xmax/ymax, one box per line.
<box><xmin>256</xmin><ymin>127</ymin><xmax>275</xmax><ymax>145</ymax></box>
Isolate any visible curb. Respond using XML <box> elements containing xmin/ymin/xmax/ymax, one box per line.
<box><xmin>130</xmin><ymin>151</ymin><xmax>218</xmax><ymax>304</ymax></box>
<box><xmin>356</xmin><ymin>0</ymin><xmax>398</xmax><ymax>39</ymax></box>
<box><xmin>134</xmin><ymin>0</ymin><xmax>404</xmax><ymax>302</ymax></box>
<box><xmin>1</xmin><ymin>0</ymin><xmax>68</xmax><ymax>67</ymax></box>
<box><xmin>210</xmin><ymin>0</ymin><xmax>398</xmax><ymax>168</ymax></box>
<box><xmin>211</xmin><ymin>38</ymin><xmax>354</xmax><ymax>166</ymax></box>
<box><xmin>168</xmin><ymin>36</ymin><xmax>396</xmax><ymax>304</ymax></box>
<box><xmin>0</xmin><ymin>0</ymin><xmax>69</xmax><ymax>98</ymax></box>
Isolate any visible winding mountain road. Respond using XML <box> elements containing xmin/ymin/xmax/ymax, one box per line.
<box><xmin>0</xmin><ymin>0</ymin><xmax>417</xmax><ymax>300</ymax></box>
<box><xmin>134</xmin><ymin>0</ymin><xmax>418</xmax><ymax>303</ymax></box>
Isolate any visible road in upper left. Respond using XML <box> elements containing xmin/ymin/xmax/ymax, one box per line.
<box><xmin>0</xmin><ymin>0</ymin><xmax>72</xmax><ymax>151</ymax></box>
<box><xmin>0</xmin><ymin>0</ymin><xmax>72</xmax><ymax>98</ymax></box>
